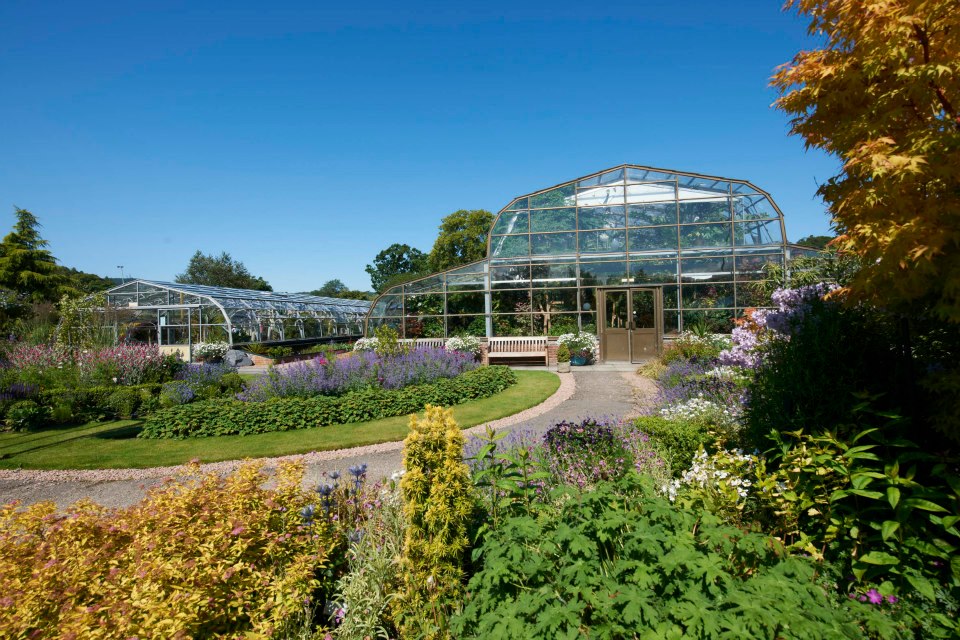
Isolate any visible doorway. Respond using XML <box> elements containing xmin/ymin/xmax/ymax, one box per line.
<box><xmin>598</xmin><ymin>288</ymin><xmax>662</xmax><ymax>363</ymax></box>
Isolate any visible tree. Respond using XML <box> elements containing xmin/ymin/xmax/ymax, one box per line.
<box><xmin>309</xmin><ymin>279</ymin><xmax>372</xmax><ymax>300</ymax></box>
<box><xmin>794</xmin><ymin>235</ymin><xmax>834</xmax><ymax>250</ymax></box>
<box><xmin>0</xmin><ymin>207</ymin><xmax>63</xmax><ymax>303</ymax></box>
<box><xmin>428</xmin><ymin>209</ymin><xmax>494</xmax><ymax>272</ymax></box>
<box><xmin>365</xmin><ymin>243</ymin><xmax>428</xmax><ymax>292</ymax></box>
<box><xmin>312</xmin><ymin>278</ymin><xmax>347</xmax><ymax>297</ymax></box>
<box><xmin>176</xmin><ymin>251</ymin><xmax>272</xmax><ymax>291</ymax></box>
<box><xmin>772</xmin><ymin>0</ymin><xmax>960</xmax><ymax>320</ymax></box>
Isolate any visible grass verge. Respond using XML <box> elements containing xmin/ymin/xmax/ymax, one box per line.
<box><xmin>0</xmin><ymin>370</ymin><xmax>559</xmax><ymax>470</ymax></box>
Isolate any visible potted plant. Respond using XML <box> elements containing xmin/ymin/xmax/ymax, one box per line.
<box><xmin>556</xmin><ymin>343</ymin><xmax>571</xmax><ymax>372</ymax></box>
<box><xmin>557</xmin><ymin>332</ymin><xmax>599</xmax><ymax>366</ymax></box>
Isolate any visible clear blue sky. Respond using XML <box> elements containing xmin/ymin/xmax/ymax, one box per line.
<box><xmin>0</xmin><ymin>0</ymin><xmax>837</xmax><ymax>293</ymax></box>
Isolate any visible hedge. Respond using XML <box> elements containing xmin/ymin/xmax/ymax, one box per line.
<box><xmin>139</xmin><ymin>365</ymin><xmax>518</xmax><ymax>439</ymax></box>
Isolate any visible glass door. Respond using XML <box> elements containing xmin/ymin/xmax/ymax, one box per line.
<box><xmin>598</xmin><ymin>287</ymin><xmax>662</xmax><ymax>362</ymax></box>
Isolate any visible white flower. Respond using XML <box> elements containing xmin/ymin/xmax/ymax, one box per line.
<box><xmin>445</xmin><ymin>335</ymin><xmax>481</xmax><ymax>355</ymax></box>
<box><xmin>353</xmin><ymin>337</ymin><xmax>379</xmax><ymax>352</ymax></box>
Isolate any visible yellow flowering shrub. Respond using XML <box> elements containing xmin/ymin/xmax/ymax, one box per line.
<box><xmin>0</xmin><ymin>462</ymin><xmax>335</xmax><ymax>639</ymax></box>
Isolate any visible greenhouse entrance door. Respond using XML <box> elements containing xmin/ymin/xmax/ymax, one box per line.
<box><xmin>598</xmin><ymin>288</ymin><xmax>662</xmax><ymax>363</ymax></box>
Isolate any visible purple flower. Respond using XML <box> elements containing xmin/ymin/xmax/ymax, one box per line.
<box><xmin>865</xmin><ymin>589</ymin><xmax>883</xmax><ymax>605</ymax></box>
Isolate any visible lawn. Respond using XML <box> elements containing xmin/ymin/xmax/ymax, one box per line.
<box><xmin>0</xmin><ymin>370</ymin><xmax>559</xmax><ymax>470</ymax></box>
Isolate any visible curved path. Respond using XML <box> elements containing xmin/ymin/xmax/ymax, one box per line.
<box><xmin>0</xmin><ymin>370</ymin><xmax>657</xmax><ymax>509</ymax></box>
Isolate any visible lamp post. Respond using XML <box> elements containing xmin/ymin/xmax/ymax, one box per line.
<box><xmin>117</xmin><ymin>265</ymin><xmax>125</xmax><ymax>283</ymax></box>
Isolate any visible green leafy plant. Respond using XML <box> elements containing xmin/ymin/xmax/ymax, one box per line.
<box><xmin>452</xmin><ymin>472</ymin><xmax>898</xmax><ymax>639</ymax></box>
<box><xmin>634</xmin><ymin>415</ymin><xmax>712</xmax><ymax>477</ymax></box>
<box><xmin>393</xmin><ymin>405</ymin><xmax>476</xmax><ymax>640</ymax></box>
<box><xmin>555</xmin><ymin>343</ymin><xmax>570</xmax><ymax>364</ymax></box>
<box><xmin>139</xmin><ymin>366</ymin><xmax>518</xmax><ymax>439</ymax></box>
<box><xmin>3</xmin><ymin>400</ymin><xmax>49</xmax><ymax>432</ymax></box>
<box><xmin>373</xmin><ymin>325</ymin><xmax>405</xmax><ymax>358</ymax></box>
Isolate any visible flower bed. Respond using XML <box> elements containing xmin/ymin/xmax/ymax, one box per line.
<box><xmin>139</xmin><ymin>365</ymin><xmax>517</xmax><ymax>438</ymax></box>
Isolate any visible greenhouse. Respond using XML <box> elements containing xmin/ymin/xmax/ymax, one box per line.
<box><xmin>365</xmin><ymin>164</ymin><xmax>797</xmax><ymax>362</ymax></box>
<box><xmin>102</xmin><ymin>280</ymin><xmax>370</xmax><ymax>355</ymax></box>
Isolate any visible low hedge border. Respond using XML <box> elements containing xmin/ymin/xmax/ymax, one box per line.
<box><xmin>139</xmin><ymin>365</ymin><xmax>518</xmax><ymax>439</ymax></box>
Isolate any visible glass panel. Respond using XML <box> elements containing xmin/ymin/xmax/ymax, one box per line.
<box><xmin>446</xmin><ymin>273</ymin><xmax>485</xmax><ymax>290</ymax></box>
<box><xmin>628</xmin><ymin>202</ymin><xmax>676</xmax><ymax>226</ymax></box>
<box><xmin>579</xmin><ymin>229</ymin><xmax>626</xmax><ymax>253</ymax></box>
<box><xmin>491</xmin><ymin>210</ymin><xmax>528</xmax><ymax>235</ymax></box>
<box><xmin>533</xmin><ymin>288</ymin><xmax>578</xmax><ymax>313</ymax></box>
<box><xmin>507</xmin><ymin>197</ymin><xmax>528</xmax><ymax>210</ymax></box>
<box><xmin>679</xmin><ymin>199</ymin><xmax>731</xmax><ymax>224</ymax></box>
<box><xmin>139</xmin><ymin>290</ymin><xmax>170</xmax><ymax>305</ymax></box>
<box><xmin>446</xmin><ymin>315</ymin><xmax>485</xmax><ymax>337</ymax></box>
<box><xmin>626</xmin><ymin>168</ymin><xmax>677</xmax><ymax>183</ymax></box>
<box><xmin>580</xmin><ymin>312</ymin><xmax>597</xmax><ymax>335</ymax></box>
<box><xmin>530</xmin><ymin>261</ymin><xmax>577</xmax><ymax>287</ymax></box>
<box><xmin>632</xmin><ymin>289</ymin><xmax>656</xmax><ymax>328</ymax></box>
<box><xmin>733</xmin><ymin>194</ymin><xmax>779</xmax><ymax>220</ymax></box>
<box><xmin>578</xmin><ymin>168</ymin><xmax>624</xmax><ymax>187</ymax></box>
<box><xmin>530</xmin><ymin>232</ymin><xmax>577</xmax><ymax>256</ymax></box>
<box><xmin>578</xmin><ymin>205</ymin><xmax>626</xmax><ymax>230</ymax></box>
<box><xmin>625</xmin><ymin>182</ymin><xmax>677</xmax><ymax>203</ymax></box>
<box><xmin>682</xmin><ymin>283</ymin><xmax>735</xmax><ymax>309</ymax></box>
<box><xmin>576</xmin><ymin>185</ymin><xmax>625</xmax><ymax>207</ymax></box>
<box><xmin>492</xmin><ymin>314</ymin><xmax>532</xmax><ymax>336</ymax></box>
<box><xmin>545</xmin><ymin>313</ymin><xmax>579</xmax><ymax>336</ymax></box>
<box><xmin>663</xmin><ymin>285</ymin><xmax>680</xmax><ymax>308</ymax></box>
<box><xmin>447</xmin><ymin>291</ymin><xmax>485</xmax><ymax>314</ymax></box>
<box><xmin>159</xmin><ymin>309</ymin><xmax>189</xmax><ymax>325</ymax></box>
<box><xmin>681</xmin><ymin>255</ymin><xmax>735</xmax><ymax>282</ymax></box>
<box><xmin>630</xmin><ymin>259</ymin><xmax>678</xmax><ymax>284</ymax></box>
<box><xmin>605</xmin><ymin>290</ymin><xmax>629</xmax><ymax>329</ymax></box>
<box><xmin>404</xmin><ymin>276</ymin><xmax>443</xmax><ymax>294</ymax></box>
<box><xmin>580</xmin><ymin>287</ymin><xmax>596</xmax><ymax>312</ymax></box>
<box><xmin>580</xmin><ymin>261</ymin><xmax>628</xmax><ymax>286</ymax></box>
<box><xmin>201</xmin><ymin>325</ymin><xmax>229</xmax><ymax>342</ymax></box>
<box><xmin>735</xmin><ymin>220</ymin><xmax>783</xmax><ymax>246</ymax></box>
<box><xmin>373</xmin><ymin>294</ymin><xmax>403</xmax><ymax>316</ymax></box>
<box><xmin>663</xmin><ymin>310</ymin><xmax>681</xmax><ymax>336</ymax></box>
<box><xmin>490</xmin><ymin>234</ymin><xmax>529</xmax><ymax>258</ymax></box>
<box><xmin>160</xmin><ymin>326</ymin><xmax>189</xmax><ymax>344</ymax></box>
<box><xmin>629</xmin><ymin>226</ymin><xmax>677</xmax><ymax>252</ymax></box>
<box><xmin>736</xmin><ymin>282</ymin><xmax>772</xmax><ymax>308</ymax></box>
<box><xmin>492</xmin><ymin>289</ymin><xmax>531</xmax><ymax>314</ymax></box>
<box><xmin>530</xmin><ymin>185</ymin><xmax>575</xmax><ymax>209</ymax></box>
<box><xmin>491</xmin><ymin>264</ymin><xmax>530</xmax><ymax>288</ymax></box>
<box><xmin>407</xmin><ymin>316</ymin><xmax>444</xmax><ymax>338</ymax></box>
<box><xmin>530</xmin><ymin>207</ymin><xmax>576</xmax><ymax>232</ymax></box>
<box><xmin>735</xmin><ymin>253</ymin><xmax>782</xmax><ymax>280</ymax></box>
<box><xmin>680</xmin><ymin>223</ymin><xmax>732</xmax><ymax>249</ymax></box>
<box><xmin>682</xmin><ymin>310</ymin><xmax>735</xmax><ymax>333</ymax></box>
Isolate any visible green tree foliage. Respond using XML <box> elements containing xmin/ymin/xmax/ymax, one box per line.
<box><xmin>56</xmin><ymin>266</ymin><xmax>114</xmax><ymax>294</ymax></box>
<box><xmin>428</xmin><ymin>209</ymin><xmax>494</xmax><ymax>272</ymax></box>
<box><xmin>175</xmin><ymin>251</ymin><xmax>272</xmax><ymax>291</ymax></box>
<box><xmin>0</xmin><ymin>208</ymin><xmax>64</xmax><ymax>304</ymax></box>
<box><xmin>772</xmin><ymin>0</ymin><xmax>960</xmax><ymax>320</ymax></box>
<box><xmin>795</xmin><ymin>234</ymin><xmax>834</xmax><ymax>250</ymax></box>
<box><xmin>394</xmin><ymin>405</ymin><xmax>475</xmax><ymax>639</ymax></box>
<box><xmin>309</xmin><ymin>278</ymin><xmax>371</xmax><ymax>300</ymax></box>
<box><xmin>365</xmin><ymin>243</ymin><xmax>428</xmax><ymax>292</ymax></box>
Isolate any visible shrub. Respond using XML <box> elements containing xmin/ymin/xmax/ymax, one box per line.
<box><xmin>556</xmin><ymin>343</ymin><xmax>570</xmax><ymax>363</ymax></box>
<box><xmin>373</xmin><ymin>325</ymin><xmax>403</xmax><ymax>358</ymax></box>
<box><xmin>192</xmin><ymin>341</ymin><xmax>229</xmax><ymax>362</ymax></box>
<box><xmin>106</xmin><ymin>387</ymin><xmax>142</xmax><ymax>419</ymax></box>
<box><xmin>238</xmin><ymin>348</ymin><xmax>477</xmax><ymax>402</ymax></box>
<box><xmin>451</xmin><ymin>473</ymin><xmax>897</xmax><ymax>639</ymax></box>
<box><xmin>634</xmin><ymin>415</ymin><xmax>713</xmax><ymax>476</ymax></box>
<box><xmin>445</xmin><ymin>335</ymin><xmax>481</xmax><ymax>356</ymax></box>
<box><xmin>556</xmin><ymin>332</ymin><xmax>599</xmax><ymax>361</ymax></box>
<box><xmin>139</xmin><ymin>366</ymin><xmax>518</xmax><ymax>438</ymax></box>
<box><xmin>662</xmin><ymin>331</ymin><xmax>731</xmax><ymax>365</ymax></box>
<box><xmin>159</xmin><ymin>381</ymin><xmax>196</xmax><ymax>407</ymax></box>
<box><xmin>393</xmin><ymin>406</ymin><xmax>475</xmax><ymax>640</ymax></box>
<box><xmin>35</xmin><ymin>384</ymin><xmax>163</xmax><ymax>424</ymax></box>
<box><xmin>3</xmin><ymin>400</ymin><xmax>49</xmax><ymax>432</ymax></box>
<box><xmin>0</xmin><ymin>462</ymin><xmax>336</xmax><ymax>639</ymax></box>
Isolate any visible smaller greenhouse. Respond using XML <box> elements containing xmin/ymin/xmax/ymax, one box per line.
<box><xmin>101</xmin><ymin>280</ymin><xmax>370</xmax><ymax>354</ymax></box>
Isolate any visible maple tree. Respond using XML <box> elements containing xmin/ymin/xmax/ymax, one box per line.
<box><xmin>772</xmin><ymin>0</ymin><xmax>960</xmax><ymax>320</ymax></box>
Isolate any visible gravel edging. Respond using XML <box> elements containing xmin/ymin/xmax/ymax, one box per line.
<box><xmin>0</xmin><ymin>372</ymin><xmax>575</xmax><ymax>484</ymax></box>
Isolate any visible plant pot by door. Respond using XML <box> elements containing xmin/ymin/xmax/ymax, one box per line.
<box><xmin>571</xmin><ymin>355</ymin><xmax>587</xmax><ymax>366</ymax></box>
<box><xmin>557</xmin><ymin>361</ymin><xmax>571</xmax><ymax>373</ymax></box>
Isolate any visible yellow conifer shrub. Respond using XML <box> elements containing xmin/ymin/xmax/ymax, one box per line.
<box><xmin>393</xmin><ymin>405</ymin><xmax>475</xmax><ymax>640</ymax></box>
<box><xmin>0</xmin><ymin>462</ymin><xmax>334</xmax><ymax>639</ymax></box>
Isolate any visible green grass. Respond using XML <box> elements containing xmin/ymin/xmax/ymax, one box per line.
<box><xmin>0</xmin><ymin>371</ymin><xmax>559</xmax><ymax>470</ymax></box>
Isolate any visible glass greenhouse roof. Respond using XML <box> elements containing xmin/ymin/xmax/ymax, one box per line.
<box><xmin>105</xmin><ymin>280</ymin><xmax>371</xmax><ymax>316</ymax></box>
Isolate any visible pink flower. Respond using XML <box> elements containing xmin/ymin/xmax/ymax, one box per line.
<box><xmin>865</xmin><ymin>589</ymin><xmax>883</xmax><ymax>605</ymax></box>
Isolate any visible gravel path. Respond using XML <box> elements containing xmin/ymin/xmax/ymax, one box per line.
<box><xmin>0</xmin><ymin>369</ymin><xmax>657</xmax><ymax>509</ymax></box>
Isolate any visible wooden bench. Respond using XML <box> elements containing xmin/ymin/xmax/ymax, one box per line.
<box><xmin>399</xmin><ymin>338</ymin><xmax>446</xmax><ymax>349</ymax></box>
<box><xmin>487</xmin><ymin>336</ymin><xmax>548</xmax><ymax>365</ymax></box>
